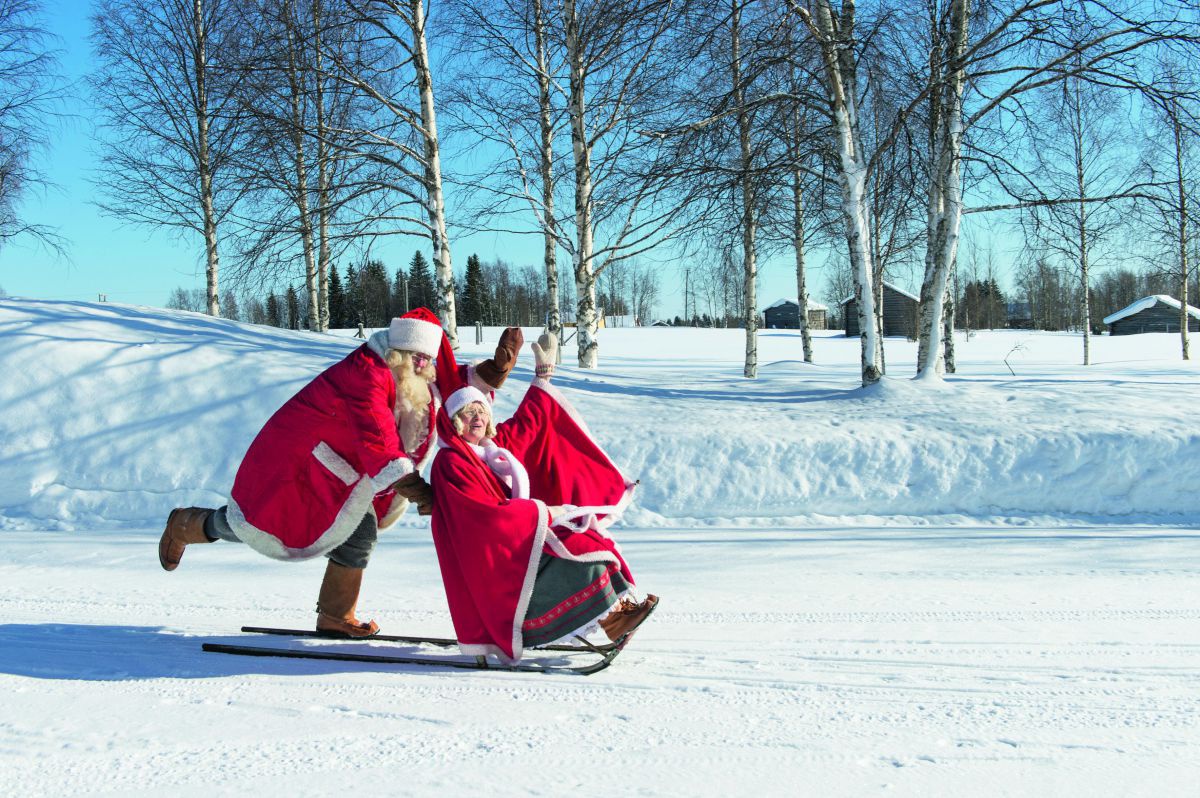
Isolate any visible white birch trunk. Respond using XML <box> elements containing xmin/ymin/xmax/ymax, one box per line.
<box><xmin>915</xmin><ymin>0</ymin><xmax>968</xmax><ymax>380</ymax></box>
<box><xmin>731</xmin><ymin>1</ymin><xmax>758</xmax><ymax>378</ymax></box>
<box><xmin>313</xmin><ymin>0</ymin><xmax>331</xmax><ymax>331</ymax></box>
<box><xmin>564</xmin><ymin>0</ymin><xmax>599</xmax><ymax>368</ymax></box>
<box><xmin>410</xmin><ymin>0</ymin><xmax>458</xmax><ymax>347</ymax></box>
<box><xmin>786</xmin><ymin>31</ymin><xmax>812</xmax><ymax>364</ymax></box>
<box><xmin>193</xmin><ymin>0</ymin><xmax>220</xmax><ymax>317</ymax></box>
<box><xmin>1073</xmin><ymin>88</ymin><xmax>1091</xmax><ymax>367</ymax></box>
<box><xmin>809</xmin><ymin>0</ymin><xmax>880</xmax><ymax>385</ymax></box>
<box><xmin>840</xmin><ymin>145</ymin><xmax>881</xmax><ymax>383</ymax></box>
<box><xmin>942</xmin><ymin>281</ymin><xmax>956</xmax><ymax>372</ymax></box>
<box><xmin>533</xmin><ymin>0</ymin><xmax>561</xmax><ymax>340</ymax></box>
<box><xmin>1173</xmin><ymin>105</ymin><xmax>1190</xmax><ymax>360</ymax></box>
<box><xmin>794</xmin><ymin>176</ymin><xmax>813</xmax><ymax>364</ymax></box>
<box><xmin>284</xmin><ymin>1</ymin><xmax>319</xmax><ymax>332</ymax></box>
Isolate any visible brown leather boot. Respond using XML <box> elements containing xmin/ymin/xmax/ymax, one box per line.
<box><xmin>598</xmin><ymin>594</ymin><xmax>659</xmax><ymax>646</ymax></box>
<box><xmin>158</xmin><ymin>507</ymin><xmax>215</xmax><ymax>572</ymax></box>
<box><xmin>315</xmin><ymin>560</ymin><xmax>380</xmax><ymax>638</ymax></box>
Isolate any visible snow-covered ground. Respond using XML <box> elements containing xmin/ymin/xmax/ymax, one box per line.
<box><xmin>1</xmin><ymin>298</ymin><xmax>1198</xmax><ymax>796</ymax></box>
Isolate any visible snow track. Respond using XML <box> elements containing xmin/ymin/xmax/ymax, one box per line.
<box><xmin>2</xmin><ymin>526</ymin><xmax>1198</xmax><ymax>796</ymax></box>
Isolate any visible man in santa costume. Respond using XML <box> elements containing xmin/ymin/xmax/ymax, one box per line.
<box><xmin>430</xmin><ymin>333</ymin><xmax>658</xmax><ymax>662</ymax></box>
<box><xmin>157</xmin><ymin>308</ymin><xmax>523</xmax><ymax>637</ymax></box>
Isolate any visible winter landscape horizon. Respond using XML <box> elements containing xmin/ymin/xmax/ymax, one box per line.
<box><xmin>1</xmin><ymin>297</ymin><xmax>1198</xmax><ymax>796</ymax></box>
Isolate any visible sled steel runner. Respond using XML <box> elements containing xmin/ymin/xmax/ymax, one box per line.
<box><xmin>201</xmin><ymin>637</ymin><xmax>622</xmax><ymax>675</ymax></box>
<box><xmin>238</xmin><ymin>625</ymin><xmax>618</xmax><ymax>654</ymax></box>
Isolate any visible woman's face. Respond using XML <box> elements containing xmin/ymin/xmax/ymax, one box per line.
<box><xmin>458</xmin><ymin>402</ymin><xmax>490</xmax><ymax>445</ymax></box>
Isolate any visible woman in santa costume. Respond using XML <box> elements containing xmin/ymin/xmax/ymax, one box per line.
<box><xmin>157</xmin><ymin>308</ymin><xmax>524</xmax><ymax>638</ymax></box>
<box><xmin>430</xmin><ymin>333</ymin><xmax>659</xmax><ymax>662</ymax></box>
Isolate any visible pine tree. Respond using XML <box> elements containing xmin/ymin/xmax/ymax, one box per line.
<box><xmin>328</xmin><ymin>263</ymin><xmax>346</xmax><ymax>329</ymax></box>
<box><xmin>266</xmin><ymin>294</ymin><xmax>282</xmax><ymax>327</ymax></box>
<box><xmin>408</xmin><ymin>250</ymin><xmax>435</xmax><ymax>311</ymax></box>
<box><xmin>221</xmin><ymin>290</ymin><xmax>239</xmax><ymax>321</ymax></box>
<box><xmin>359</xmin><ymin>260</ymin><xmax>391</xmax><ymax>326</ymax></box>
<box><xmin>286</xmin><ymin>286</ymin><xmax>300</xmax><ymax>330</ymax></box>
<box><xmin>461</xmin><ymin>253</ymin><xmax>485</xmax><ymax>325</ymax></box>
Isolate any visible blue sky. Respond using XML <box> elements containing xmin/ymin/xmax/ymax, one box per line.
<box><xmin>0</xmin><ymin>1</ymin><xmax>860</xmax><ymax>320</ymax></box>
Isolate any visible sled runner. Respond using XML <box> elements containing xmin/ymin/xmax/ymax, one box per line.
<box><xmin>200</xmin><ymin>625</ymin><xmax>634</xmax><ymax>675</ymax></box>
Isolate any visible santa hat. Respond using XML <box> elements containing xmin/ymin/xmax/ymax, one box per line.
<box><xmin>444</xmin><ymin>385</ymin><xmax>490</xmax><ymax>419</ymax></box>
<box><xmin>388</xmin><ymin>308</ymin><xmax>444</xmax><ymax>357</ymax></box>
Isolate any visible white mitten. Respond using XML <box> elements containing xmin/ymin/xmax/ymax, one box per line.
<box><xmin>531</xmin><ymin>333</ymin><xmax>557</xmax><ymax>379</ymax></box>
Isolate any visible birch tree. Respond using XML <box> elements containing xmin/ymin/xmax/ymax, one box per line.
<box><xmin>0</xmin><ymin>0</ymin><xmax>65</xmax><ymax>253</ymax></box>
<box><xmin>228</xmin><ymin>0</ymin><xmax>378</xmax><ymax>330</ymax></box>
<box><xmin>91</xmin><ymin>0</ymin><xmax>248</xmax><ymax>317</ymax></box>
<box><xmin>329</xmin><ymin>0</ymin><xmax>460</xmax><ymax>345</ymax></box>
<box><xmin>443</xmin><ymin>0</ymin><xmax>568</xmax><ymax>341</ymax></box>
<box><xmin>1137</xmin><ymin>64</ymin><xmax>1199</xmax><ymax>360</ymax></box>
<box><xmin>729</xmin><ymin>0</ymin><xmax>762</xmax><ymax>376</ymax></box>
<box><xmin>785</xmin><ymin>0</ymin><xmax>883</xmax><ymax>385</ymax></box>
<box><xmin>1020</xmin><ymin>65</ymin><xmax>1134</xmax><ymax>365</ymax></box>
<box><xmin>558</xmin><ymin>0</ymin><xmax>685</xmax><ymax>367</ymax></box>
<box><xmin>913</xmin><ymin>0</ymin><xmax>967</xmax><ymax>378</ymax></box>
<box><xmin>912</xmin><ymin>0</ymin><xmax>1197</xmax><ymax>376</ymax></box>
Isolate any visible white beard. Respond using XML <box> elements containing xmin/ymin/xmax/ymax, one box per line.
<box><xmin>395</xmin><ymin>372</ymin><xmax>433</xmax><ymax>456</ymax></box>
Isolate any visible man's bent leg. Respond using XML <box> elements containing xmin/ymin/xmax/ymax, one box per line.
<box><xmin>315</xmin><ymin>514</ymin><xmax>380</xmax><ymax>638</ymax></box>
<box><xmin>203</xmin><ymin>506</ymin><xmax>242</xmax><ymax>543</ymax></box>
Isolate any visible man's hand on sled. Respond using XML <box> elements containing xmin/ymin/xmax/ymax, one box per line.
<box><xmin>475</xmin><ymin>327</ymin><xmax>524</xmax><ymax>389</ymax></box>
<box><xmin>532</xmin><ymin>333</ymin><xmax>557</xmax><ymax>380</ymax></box>
<box><xmin>393</xmin><ymin>471</ymin><xmax>434</xmax><ymax>512</ymax></box>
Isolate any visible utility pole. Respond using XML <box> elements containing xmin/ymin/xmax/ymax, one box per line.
<box><xmin>684</xmin><ymin>269</ymin><xmax>690</xmax><ymax>322</ymax></box>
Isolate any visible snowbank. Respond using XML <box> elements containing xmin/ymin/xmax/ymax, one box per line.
<box><xmin>2</xmin><ymin>298</ymin><xmax>1198</xmax><ymax>528</ymax></box>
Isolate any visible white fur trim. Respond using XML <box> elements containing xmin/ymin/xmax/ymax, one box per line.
<box><xmin>413</xmin><ymin>390</ymin><xmax>441</xmax><ymax>470</ymax></box>
<box><xmin>388</xmin><ymin>316</ymin><xmax>442</xmax><ymax>357</ymax></box>
<box><xmin>225</xmin><ymin>477</ymin><xmax>378</xmax><ymax>561</ymax></box>
<box><xmin>455</xmin><ymin>498</ymin><xmax>550</xmax><ymax>664</ymax></box>
<box><xmin>366</xmin><ymin>330</ymin><xmax>390</xmax><ymax>359</ymax></box>
<box><xmin>468</xmin><ymin>441</ymin><xmax>530</xmax><ymax>500</ymax></box>
<box><xmin>549</xmin><ymin>485</ymin><xmax>636</xmax><ymax>534</ymax></box>
<box><xmin>371</xmin><ymin>457</ymin><xmax>413</xmax><ymax>492</ymax></box>
<box><xmin>445</xmin><ymin>385</ymin><xmax>490</xmax><ymax>419</ymax></box>
<box><xmin>313</xmin><ymin>442</ymin><xmax>359</xmax><ymax>486</ymax></box>
<box><xmin>510</xmin><ymin>499</ymin><xmax>550</xmax><ymax>662</ymax></box>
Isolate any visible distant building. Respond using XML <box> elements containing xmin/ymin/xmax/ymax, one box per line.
<box><xmin>841</xmin><ymin>282</ymin><xmax>919</xmax><ymax>338</ymax></box>
<box><xmin>762</xmin><ymin>298</ymin><xmax>829</xmax><ymax>330</ymax></box>
<box><xmin>1103</xmin><ymin>295</ymin><xmax>1200</xmax><ymax>335</ymax></box>
<box><xmin>1005</xmin><ymin>301</ymin><xmax>1033</xmax><ymax>330</ymax></box>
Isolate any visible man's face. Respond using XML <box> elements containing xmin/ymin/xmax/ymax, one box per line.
<box><xmin>410</xmin><ymin>352</ymin><xmax>432</xmax><ymax>372</ymax></box>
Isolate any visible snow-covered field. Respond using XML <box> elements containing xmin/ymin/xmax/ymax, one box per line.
<box><xmin>1</xmin><ymin>298</ymin><xmax>1198</xmax><ymax>796</ymax></box>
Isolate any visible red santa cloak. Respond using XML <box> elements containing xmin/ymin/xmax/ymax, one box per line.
<box><xmin>226</xmin><ymin>319</ymin><xmax>491</xmax><ymax>560</ymax></box>
<box><xmin>430</xmin><ymin>380</ymin><xmax>637</xmax><ymax>661</ymax></box>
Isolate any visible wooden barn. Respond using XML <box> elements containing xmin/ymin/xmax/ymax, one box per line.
<box><xmin>1103</xmin><ymin>295</ymin><xmax>1200</xmax><ymax>335</ymax></box>
<box><xmin>841</xmin><ymin>282</ymin><xmax>919</xmax><ymax>338</ymax></box>
<box><xmin>762</xmin><ymin>298</ymin><xmax>829</xmax><ymax>330</ymax></box>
